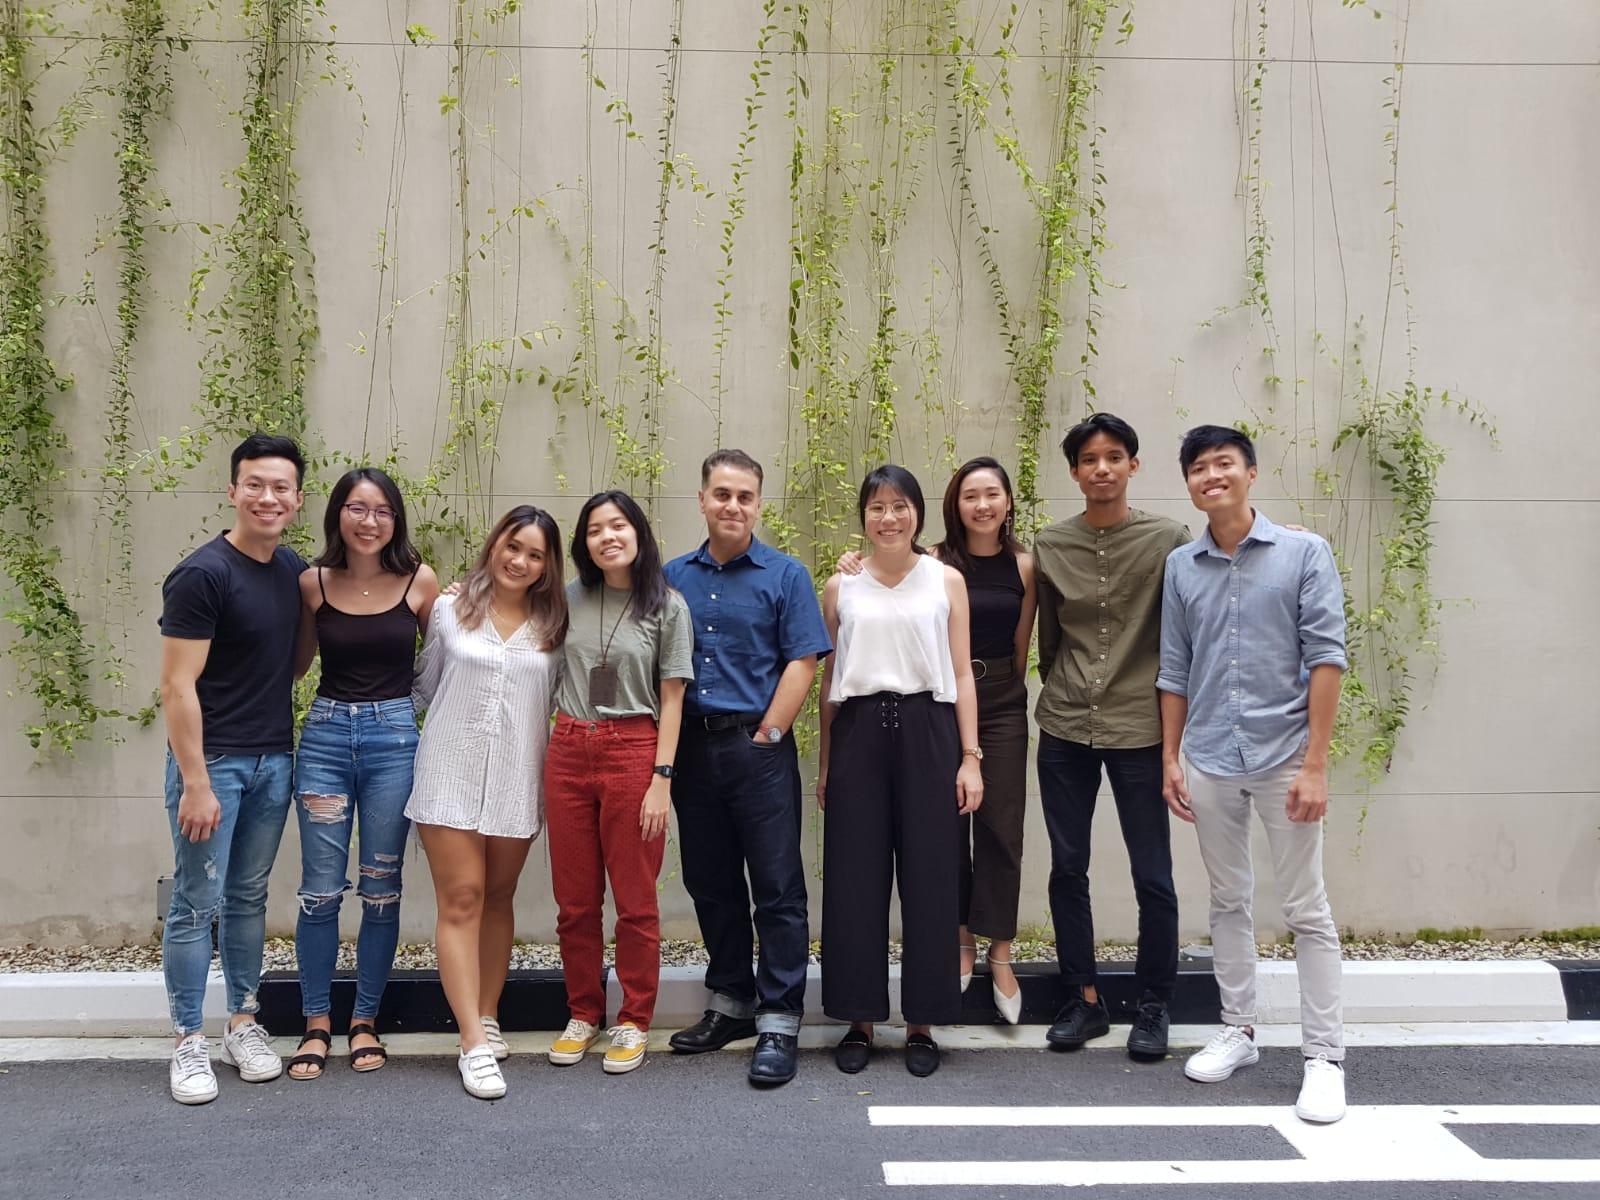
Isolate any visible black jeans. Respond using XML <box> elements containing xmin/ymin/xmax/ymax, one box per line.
<box><xmin>1037</xmin><ymin>732</ymin><xmax>1179</xmax><ymax>1003</ymax></box>
<box><xmin>673</xmin><ymin>723</ymin><xmax>810</xmax><ymax>1024</ymax></box>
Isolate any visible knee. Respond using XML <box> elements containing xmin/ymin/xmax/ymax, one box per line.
<box><xmin>1208</xmin><ymin>882</ymin><xmax>1252</xmax><ymax>916</ymax></box>
<box><xmin>1282</xmin><ymin>891</ymin><xmax>1336</xmax><ymax>940</ymax></box>
<box><xmin>483</xmin><ymin>878</ymin><xmax>519</xmax><ymax>910</ymax></box>
<box><xmin>436</xmin><ymin>882</ymin><xmax>483</xmax><ymax>923</ymax></box>
<box><xmin>358</xmin><ymin>853</ymin><xmax>403</xmax><ymax>913</ymax></box>
<box><xmin>297</xmin><ymin>886</ymin><xmax>347</xmax><ymax>922</ymax></box>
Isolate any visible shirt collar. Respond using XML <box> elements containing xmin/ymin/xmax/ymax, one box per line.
<box><xmin>689</xmin><ymin>535</ymin><xmax>769</xmax><ymax>570</ymax></box>
<box><xmin>1191</xmin><ymin>509</ymin><xmax>1278</xmax><ymax>558</ymax></box>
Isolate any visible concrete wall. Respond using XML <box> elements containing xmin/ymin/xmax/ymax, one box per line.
<box><xmin>2</xmin><ymin>1</ymin><xmax>1597</xmax><ymax>945</ymax></box>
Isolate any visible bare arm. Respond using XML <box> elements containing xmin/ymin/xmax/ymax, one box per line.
<box><xmin>160</xmin><ymin>637</ymin><xmax>221</xmax><ymax>842</ymax></box>
<box><xmin>1159</xmin><ymin>690</ymin><xmax>1193</xmax><ymax>823</ymax></box>
<box><xmin>816</xmin><ymin>575</ymin><xmax>841</xmax><ymax>808</ymax></box>
<box><xmin>641</xmin><ymin>676</ymin><xmax>686</xmax><ymax>841</ymax></box>
<box><xmin>1286</xmin><ymin>664</ymin><xmax>1342</xmax><ymax>823</ymax></box>
<box><xmin>945</xmin><ymin>566</ymin><xmax>984</xmax><ymax>815</ymax></box>
<box><xmin>761</xmin><ymin>655</ymin><xmax>817</xmax><ymax>736</ymax></box>
<box><xmin>1013</xmin><ymin>552</ymin><xmax>1038</xmax><ymax>679</ymax></box>
<box><xmin>411</xmin><ymin>563</ymin><xmax>442</xmax><ymax>634</ymax></box>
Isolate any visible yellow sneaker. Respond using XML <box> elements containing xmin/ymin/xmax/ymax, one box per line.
<box><xmin>548</xmin><ymin>1018</ymin><xmax>600</xmax><ymax>1066</ymax></box>
<box><xmin>602</xmin><ymin>1023</ymin><xmax>648</xmax><ymax>1074</ymax></box>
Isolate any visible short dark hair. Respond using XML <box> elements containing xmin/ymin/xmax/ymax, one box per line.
<box><xmin>230</xmin><ymin>433</ymin><xmax>305</xmax><ymax>486</ymax></box>
<box><xmin>857</xmin><ymin>465</ymin><xmax>927</xmax><ymax>552</ymax></box>
<box><xmin>700</xmin><ymin>448</ymin><xmax>764</xmax><ymax>490</ymax></box>
<box><xmin>570</xmin><ymin>490</ymin><xmax>669</xmax><ymax>619</ymax></box>
<box><xmin>1179</xmin><ymin>424</ymin><xmax>1257</xmax><ymax>474</ymax></box>
<box><xmin>1062</xmin><ymin>412</ymin><xmax>1139</xmax><ymax>468</ymax></box>
<box><xmin>315</xmin><ymin>467</ymin><xmax>421</xmax><ymax>576</ymax></box>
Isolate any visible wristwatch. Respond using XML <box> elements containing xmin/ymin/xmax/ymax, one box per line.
<box><xmin>963</xmin><ymin>746</ymin><xmax>984</xmax><ymax>761</ymax></box>
<box><xmin>652</xmin><ymin>764</ymin><xmax>675</xmax><ymax>779</ymax></box>
<box><xmin>756</xmin><ymin>723</ymin><xmax>784</xmax><ymax>744</ymax></box>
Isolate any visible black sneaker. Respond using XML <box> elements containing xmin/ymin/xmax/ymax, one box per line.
<box><xmin>1045</xmin><ymin>993</ymin><xmax>1111</xmax><ymax>1050</ymax></box>
<box><xmin>1126</xmin><ymin>999</ymin><xmax>1170</xmax><ymax>1061</ymax></box>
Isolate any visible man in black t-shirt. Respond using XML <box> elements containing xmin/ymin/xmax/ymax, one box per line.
<box><xmin>159</xmin><ymin>434</ymin><xmax>311</xmax><ymax>1105</ymax></box>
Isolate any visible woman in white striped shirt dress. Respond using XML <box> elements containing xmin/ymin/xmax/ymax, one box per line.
<box><xmin>406</xmin><ymin>506</ymin><xmax>568</xmax><ymax>1099</ymax></box>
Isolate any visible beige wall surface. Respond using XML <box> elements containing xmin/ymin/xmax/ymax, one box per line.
<box><xmin>2</xmin><ymin>2</ymin><xmax>1596</xmax><ymax>945</ymax></box>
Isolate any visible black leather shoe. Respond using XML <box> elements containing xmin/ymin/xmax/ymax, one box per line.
<box><xmin>748</xmin><ymin>1032</ymin><xmax>799</xmax><ymax>1086</ymax></box>
<box><xmin>904</xmin><ymin>1033</ymin><xmax>940</xmax><ymax>1077</ymax></box>
<box><xmin>1046</xmin><ymin>994</ymin><xmax>1111</xmax><ymax>1049</ymax></box>
<box><xmin>1126</xmin><ymin>1000</ymin><xmax>1170</xmax><ymax>1061</ymax></box>
<box><xmin>833</xmin><ymin>1029</ymin><xmax>872</xmax><ymax>1074</ymax></box>
<box><xmin>669</xmin><ymin>1010</ymin><xmax>757</xmax><ymax>1054</ymax></box>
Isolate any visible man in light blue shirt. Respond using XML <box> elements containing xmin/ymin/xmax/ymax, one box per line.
<box><xmin>1156</xmin><ymin>424</ymin><xmax>1349</xmax><ymax>1125</ymax></box>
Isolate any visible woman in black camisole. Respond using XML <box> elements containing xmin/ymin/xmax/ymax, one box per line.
<box><xmin>285</xmin><ymin>469</ymin><xmax>439</xmax><ymax>1081</ymax></box>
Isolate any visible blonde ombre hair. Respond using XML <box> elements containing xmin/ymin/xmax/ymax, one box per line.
<box><xmin>453</xmin><ymin>506</ymin><xmax>569</xmax><ymax>650</ymax></box>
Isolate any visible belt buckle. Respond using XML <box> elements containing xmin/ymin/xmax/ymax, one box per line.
<box><xmin>971</xmin><ymin>658</ymin><xmax>988</xmax><ymax>681</ymax></box>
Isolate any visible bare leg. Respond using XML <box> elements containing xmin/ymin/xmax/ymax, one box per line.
<box><xmin>418</xmin><ymin>823</ymin><xmax>489</xmax><ymax>1053</ymax></box>
<box><xmin>478</xmin><ymin>835</ymin><xmax>534</xmax><ymax>1021</ymax></box>
<box><xmin>988</xmin><ymin>936</ymin><xmax>1018</xmax><ymax>998</ymax></box>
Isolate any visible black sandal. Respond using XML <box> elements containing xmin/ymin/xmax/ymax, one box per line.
<box><xmin>287</xmin><ymin>1028</ymin><xmax>332</xmax><ymax>1081</ymax></box>
<box><xmin>347</xmin><ymin>1023</ymin><xmax>388</xmax><ymax>1073</ymax></box>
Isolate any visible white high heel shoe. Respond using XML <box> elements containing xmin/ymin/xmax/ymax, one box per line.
<box><xmin>959</xmin><ymin>939</ymin><xmax>977</xmax><ymax>994</ymax></box>
<box><xmin>989</xmin><ymin>953</ymin><xmax>1022</xmax><ymax>1025</ymax></box>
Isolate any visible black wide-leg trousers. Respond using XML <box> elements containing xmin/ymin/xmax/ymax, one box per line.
<box><xmin>821</xmin><ymin>690</ymin><xmax>962</xmax><ymax>1026</ymax></box>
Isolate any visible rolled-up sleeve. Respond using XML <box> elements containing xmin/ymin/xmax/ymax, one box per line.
<box><xmin>1155</xmin><ymin>555</ymin><xmax>1192</xmax><ymax>697</ymax></box>
<box><xmin>1298</xmin><ymin>539</ymin><xmax>1349</xmax><ymax>671</ymax></box>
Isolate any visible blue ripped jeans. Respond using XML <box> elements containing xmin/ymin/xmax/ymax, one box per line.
<box><xmin>293</xmin><ymin>697</ymin><xmax>418</xmax><ymax>1022</ymax></box>
<box><xmin>162</xmin><ymin>750</ymin><xmax>294</xmax><ymax>1036</ymax></box>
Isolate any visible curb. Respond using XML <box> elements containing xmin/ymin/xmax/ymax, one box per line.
<box><xmin>0</xmin><ymin>959</ymin><xmax>1591</xmax><ymax>1038</ymax></box>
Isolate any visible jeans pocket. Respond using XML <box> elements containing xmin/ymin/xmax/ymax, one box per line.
<box><xmin>376</xmin><ymin>702</ymin><xmax>418</xmax><ymax>733</ymax></box>
<box><xmin>203</xmin><ymin>752</ymin><xmax>229</xmax><ymax>766</ymax></box>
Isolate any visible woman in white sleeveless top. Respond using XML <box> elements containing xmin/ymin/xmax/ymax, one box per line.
<box><xmin>817</xmin><ymin>465</ymin><xmax>984</xmax><ymax>1078</ymax></box>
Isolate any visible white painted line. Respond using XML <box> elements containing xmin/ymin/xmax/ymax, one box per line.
<box><xmin>870</xmin><ymin>1104</ymin><xmax>1600</xmax><ymax>1127</ymax></box>
<box><xmin>877</xmin><ymin>1104</ymin><xmax>1600</xmax><ymax>1187</ymax></box>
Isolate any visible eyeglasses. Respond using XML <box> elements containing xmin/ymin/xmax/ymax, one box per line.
<box><xmin>342</xmin><ymin>502</ymin><xmax>397</xmax><ymax>524</ymax></box>
<box><xmin>864</xmin><ymin>501</ymin><xmax>913</xmax><ymax>521</ymax></box>
<box><xmin>236</xmin><ymin>480</ymin><xmax>297</xmax><ymax>499</ymax></box>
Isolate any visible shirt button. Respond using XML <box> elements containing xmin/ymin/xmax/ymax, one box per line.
<box><xmin>1231</xmin><ymin>629</ymin><xmax>1237</xmax><ymax>636</ymax></box>
<box><xmin>1091</xmin><ymin>705</ymin><xmax>1098</xmax><ymax>711</ymax></box>
<box><xmin>707</xmin><ymin>625</ymin><xmax>714</xmax><ymax>632</ymax></box>
<box><xmin>1101</xmin><ymin>628</ymin><xmax>1107</xmax><ymax>635</ymax></box>
<box><xmin>1099</xmin><ymin>577</ymin><xmax>1106</xmax><ymax>583</ymax></box>
<box><xmin>1100</xmin><ymin>601</ymin><xmax>1106</xmax><ymax>608</ymax></box>
<box><xmin>1231</xmin><ymin>659</ymin><xmax>1237</xmax><ymax>666</ymax></box>
<box><xmin>710</xmin><ymin>593</ymin><xmax>717</xmax><ymax>600</ymax></box>
<box><xmin>1099</xmin><ymin>654</ymin><xmax>1106</xmax><ymax>660</ymax></box>
<box><xmin>704</xmin><ymin>656</ymin><xmax>711</xmax><ymax>663</ymax></box>
<box><xmin>1233</xmin><ymin>724</ymin><xmax>1240</xmax><ymax>731</ymax></box>
<box><xmin>1231</xmin><ymin>565</ymin><xmax>1238</xmax><ymax>572</ymax></box>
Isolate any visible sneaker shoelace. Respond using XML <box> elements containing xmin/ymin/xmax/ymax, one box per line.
<box><xmin>607</xmin><ymin>1024</ymin><xmax>646</xmax><ymax>1050</ymax></box>
<box><xmin>1205</xmin><ymin>1025</ymin><xmax>1251</xmax><ymax>1055</ymax></box>
<box><xmin>231</xmin><ymin>1022</ymin><xmax>273</xmax><ymax>1062</ymax></box>
<box><xmin>1133</xmin><ymin>1004</ymin><xmax>1165</xmax><ymax>1035</ymax></box>
<box><xmin>558</xmin><ymin>1019</ymin><xmax>593</xmax><ymax>1044</ymax></box>
<box><xmin>174</xmin><ymin>1037</ymin><xmax>210</xmax><ymax>1079</ymax></box>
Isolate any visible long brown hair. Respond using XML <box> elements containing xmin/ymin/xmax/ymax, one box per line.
<box><xmin>935</xmin><ymin>456</ymin><xmax>1024</xmax><ymax>578</ymax></box>
<box><xmin>454</xmin><ymin>506</ymin><xmax>569</xmax><ymax>649</ymax></box>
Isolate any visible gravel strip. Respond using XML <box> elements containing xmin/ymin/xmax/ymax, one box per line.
<box><xmin>2</xmin><ymin>935</ymin><xmax>1596</xmax><ymax>974</ymax></box>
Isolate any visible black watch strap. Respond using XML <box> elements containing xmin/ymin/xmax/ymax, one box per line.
<box><xmin>652</xmin><ymin>764</ymin><xmax>675</xmax><ymax>779</ymax></box>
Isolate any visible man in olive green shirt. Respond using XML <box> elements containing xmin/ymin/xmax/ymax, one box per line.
<box><xmin>1035</xmin><ymin>413</ymin><xmax>1190</xmax><ymax>1061</ymax></box>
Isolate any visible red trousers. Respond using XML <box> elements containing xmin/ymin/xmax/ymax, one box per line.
<box><xmin>544</xmin><ymin>713</ymin><xmax>665</xmax><ymax>1030</ymax></box>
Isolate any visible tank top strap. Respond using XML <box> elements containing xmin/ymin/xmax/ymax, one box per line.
<box><xmin>316</xmin><ymin>566</ymin><xmax>327</xmax><ymax>603</ymax></box>
<box><xmin>398</xmin><ymin>564</ymin><xmax>421</xmax><ymax>607</ymax></box>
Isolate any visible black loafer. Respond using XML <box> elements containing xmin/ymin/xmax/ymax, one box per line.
<box><xmin>904</xmin><ymin>1033</ymin><xmax>940</xmax><ymax>1077</ymax></box>
<box><xmin>669</xmin><ymin>1009</ymin><xmax>758</xmax><ymax>1054</ymax></box>
<box><xmin>1126</xmin><ymin>1000</ymin><xmax>1170</xmax><ymax>1061</ymax></box>
<box><xmin>834</xmin><ymin>1029</ymin><xmax>872</xmax><ymax>1074</ymax></box>
<box><xmin>1046</xmin><ymin>994</ymin><xmax>1111</xmax><ymax>1049</ymax></box>
<box><xmin>748</xmin><ymin>1032</ymin><xmax>799</xmax><ymax>1086</ymax></box>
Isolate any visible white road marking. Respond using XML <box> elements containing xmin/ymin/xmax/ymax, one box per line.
<box><xmin>875</xmin><ymin>1105</ymin><xmax>1600</xmax><ymax>1187</ymax></box>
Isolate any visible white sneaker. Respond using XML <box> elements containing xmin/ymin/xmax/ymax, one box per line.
<box><xmin>169</xmin><ymin>1034</ymin><xmax>219</xmax><ymax>1105</ymax></box>
<box><xmin>1184</xmin><ymin>1025</ymin><xmax>1259</xmax><ymax>1083</ymax></box>
<box><xmin>1295</xmin><ymin>1053</ymin><xmax>1347</xmax><ymax>1123</ymax></box>
<box><xmin>219</xmin><ymin>1020</ymin><xmax>283</xmax><ymax>1082</ymax></box>
<box><xmin>481</xmin><ymin>1016</ymin><xmax>510</xmax><ymax>1061</ymax></box>
<box><xmin>458</xmin><ymin>1044</ymin><xmax>507</xmax><ymax>1099</ymax></box>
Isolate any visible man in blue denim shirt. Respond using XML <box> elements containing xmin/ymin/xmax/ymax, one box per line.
<box><xmin>1157</xmin><ymin>425</ymin><xmax>1349</xmax><ymax>1125</ymax></box>
<box><xmin>157</xmin><ymin>434</ymin><xmax>312</xmax><ymax>1105</ymax></box>
<box><xmin>665</xmin><ymin>449</ymin><xmax>832</xmax><ymax>1087</ymax></box>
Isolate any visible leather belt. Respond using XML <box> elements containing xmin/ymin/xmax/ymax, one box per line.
<box><xmin>971</xmin><ymin>656</ymin><xmax>1014</xmax><ymax>681</ymax></box>
<box><xmin>694</xmin><ymin>711</ymin><xmax>764</xmax><ymax>731</ymax></box>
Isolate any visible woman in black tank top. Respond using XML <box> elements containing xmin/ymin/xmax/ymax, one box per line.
<box><xmin>934</xmin><ymin>459</ymin><xmax>1036</xmax><ymax>1024</ymax></box>
<box><xmin>287</xmin><ymin>469</ymin><xmax>440</xmax><ymax>1081</ymax></box>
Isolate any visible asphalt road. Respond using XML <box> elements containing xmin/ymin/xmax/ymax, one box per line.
<box><xmin>4</xmin><ymin>1044</ymin><xmax>1599</xmax><ymax>1200</ymax></box>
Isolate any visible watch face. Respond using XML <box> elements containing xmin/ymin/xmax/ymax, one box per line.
<box><xmin>764</xmin><ymin>727</ymin><xmax>782</xmax><ymax>743</ymax></box>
